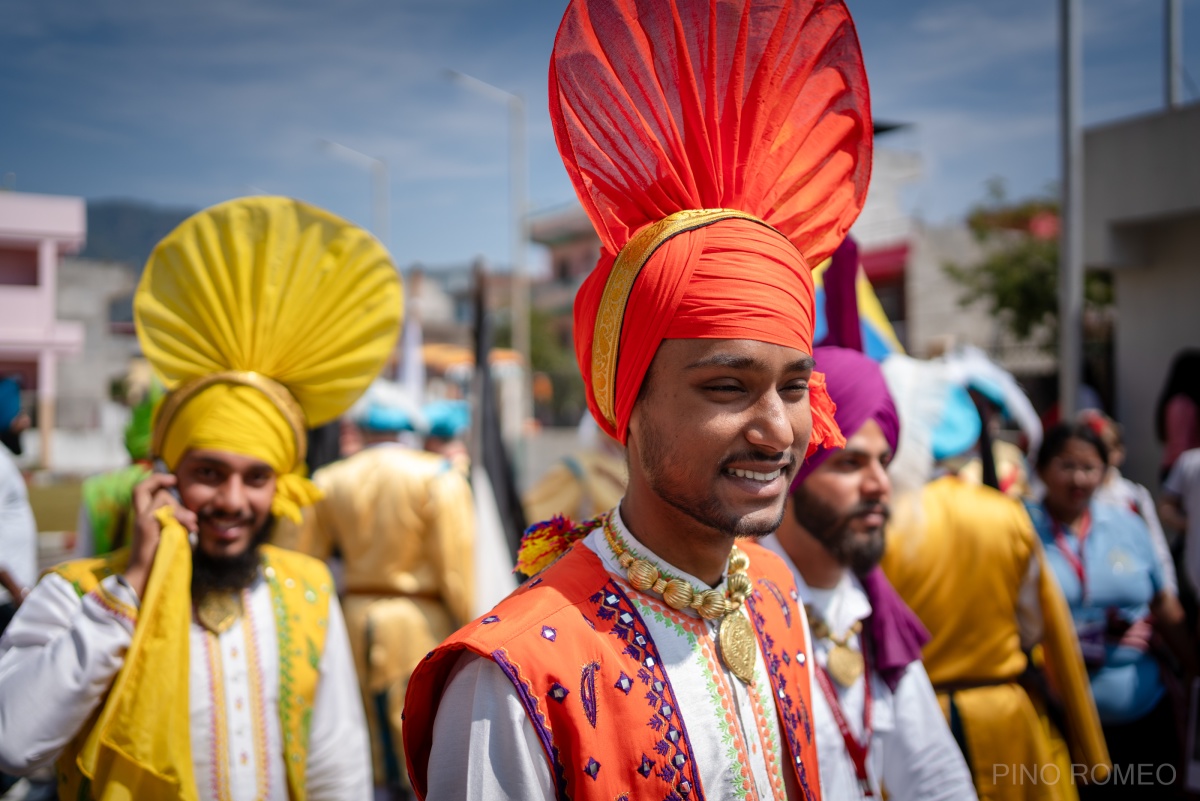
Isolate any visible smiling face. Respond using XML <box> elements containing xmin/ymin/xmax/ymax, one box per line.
<box><xmin>790</xmin><ymin>418</ymin><xmax>893</xmax><ymax>575</ymax></box>
<box><xmin>1038</xmin><ymin>436</ymin><xmax>1105</xmax><ymax>523</ymax></box>
<box><xmin>626</xmin><ymin>338</ymin><xmax>814</xmax><ymax>543</ymax></box>
<box><xmin>174</xmin><ymin>448</ymin><xmax>277</xmax><ymax>560</ymax></box>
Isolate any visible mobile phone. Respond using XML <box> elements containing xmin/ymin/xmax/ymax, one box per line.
<box><xmin>153</xmin><ymin>459</ymin><xmax>196</xmax><ymax>545</ymax></box>
<box><xmin>152</xmin><ymin>459</ymin><xmax>182</xmax><ymax>502</ymax></box>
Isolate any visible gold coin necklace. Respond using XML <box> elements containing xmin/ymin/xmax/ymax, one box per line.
<box><xmin>197</xmin><ymin>590</ymin><xmax>244</xmax><ymax>635</ymax></box>
<box><xmin>603</xmin><ymin>514</ymin><xmax>756</xmax><ymax>683</ymax></box>
<box><xmin>806</xmin><ymin>606</ymin><xmax>864</xmax><ymax>688</ymax></box>
<box><xmin>806</xmin><ymin>605</ymin><xmax>875</xmax><ymax>795</ymax></box>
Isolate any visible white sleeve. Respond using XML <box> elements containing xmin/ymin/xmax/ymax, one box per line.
<box><xmin>425</xmin><ymin>652</ymin><xmax>554</xmax><ymax>801</ymax></box>
<box><xmin>1133</xmin><ymin>481</ymin><xmax>1179</xmax><ymax>595</ymax></box>
<box><xmin>0</xmin><ymin>573</ymin><xmax>137</xmax><ymax>774</ymax></box>
<box><xmin>880</xmin><ymin>662</ymin><xmax>978</xmax><ymax>801</ymax></box>
<box><xmin>1016</xmin><ymin>554</ymin><xmax>1043</xmax><ymax>651</ymax></box>
<box><xmin>0</xmin><ymin>453</ymin><xmax>38</xmax><ymax>593</ymax></box>
<box><xmin>304</xmin><ymin>595</ymin><xmax>373</xmax><ymax>801</ymax></box>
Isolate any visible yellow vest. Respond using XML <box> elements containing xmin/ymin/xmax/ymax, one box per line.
<box><xmin>52</xmin><ymin>522</ymin><xmax>333</xmax><ymax>801</ymax></box>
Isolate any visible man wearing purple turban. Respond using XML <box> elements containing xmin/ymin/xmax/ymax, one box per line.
<box><xmin>763</xmin><ymin>346</ymin><xmax>976</xmax><ymax>800</ymax></box>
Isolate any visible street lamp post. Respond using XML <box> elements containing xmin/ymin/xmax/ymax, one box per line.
<box><xmin>319</xmin><ymin>138</ymin><xmax>390</xmax><ymax>248</ymax></box>
<box><xmin>446</xmin><ymin>70</ymin><xmax>532</xmax><ymax>432</ymax></box>
<box><xmin>1059</xmin><ymin>0</ymin><xmax>1083</xmax><ymax>419</ymax></box>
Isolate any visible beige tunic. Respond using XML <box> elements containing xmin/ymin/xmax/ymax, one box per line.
<box><xmin>275</xmin><ymin>444</ymin><xmax>475</xmax><ymax>787</ymax></box>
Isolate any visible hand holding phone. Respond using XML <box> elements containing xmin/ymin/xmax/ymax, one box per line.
<box><xmin>123</xmin><ymin>467</ymin><xmax>198</xmax><ymax>598</ymax></box>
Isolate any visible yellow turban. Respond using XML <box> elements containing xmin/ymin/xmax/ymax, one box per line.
<box><xmin>135</xmin><ymin>196</ymin><xmax>403</xmax><ymax>520</ymax></box>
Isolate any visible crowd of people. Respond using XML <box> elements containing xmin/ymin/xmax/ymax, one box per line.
<box><xmin>1</xmin><ymin>0</ymin><xmax>1200</xmax><ymax>800</ymax></box>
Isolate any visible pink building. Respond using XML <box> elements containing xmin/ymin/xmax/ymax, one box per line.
<box><xmin>0</xmin><ymin>191</ymin><xmax>86</xmax><ymax>467</ymax></box>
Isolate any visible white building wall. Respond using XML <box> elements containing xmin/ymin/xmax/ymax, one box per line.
<box><xmin>1112</xmin><ymin>216</ymin><xmax>1200</xmax><ymax>488</ymax></box>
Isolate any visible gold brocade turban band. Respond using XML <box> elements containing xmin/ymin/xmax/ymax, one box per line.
<box><xmin>135</xmin><ymin>196</ymin><xmax>403</xmax><ymax>521</ymax></box>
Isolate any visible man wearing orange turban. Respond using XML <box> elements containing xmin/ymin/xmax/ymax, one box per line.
<box><xmin>403</xmin><ymin>1</ymin><xmax>871</xmax><ymax>798</ymax></box>
<box><xmin>0</xmin><ymin>197</ymin><xmax>401</xmax><ymax>800</ymax></box>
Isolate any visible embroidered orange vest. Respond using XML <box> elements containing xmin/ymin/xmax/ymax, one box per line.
<box><xmin>403</xmin><ymin>541</ymin><xmax>821</xmax><ymax>801</ymax></box>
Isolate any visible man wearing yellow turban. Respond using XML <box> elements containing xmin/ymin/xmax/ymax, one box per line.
<box><xmin>0</xmin><ymin>197</ymin><xmax>402</xmax><ymax>801</ymax></box>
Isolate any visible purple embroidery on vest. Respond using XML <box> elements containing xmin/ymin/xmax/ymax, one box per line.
<box><xmin>580</xmin><ymin>661</ymin><xmax>599</xmax><ymax>728</ymax></box>
<box><xmin>638</xmin><ymin>754</ymin><xmax>654</xmax><ymax>777</ymax></box>
<box><xmin>584</xmin><ymin>757</ymin><xmax>601</xmax><ymax>779</ymax></box>
<box><xmin>491</xmin><ymin>649</ymin><xmax>569</xmax><ymax>801</ymax></box>
<box><xmin>615</xmin><ymin>672</ymin><xmax>632</xmax><ymax>694</ymax></box>
<box><xmin>541</xmin><ymin>625</ymin><xmax>557</xmax><ymax>642</ymax></box>
<box><xmin>592</xmin><ymin>580</ymin><xmax>706</xmax><ymax>801</ymax></box>
<box><xmin>745</xmin><ymin>592</ymin><xmax>818</xmax><ymax>801</ymax></box>
<box><xmin>758</xmin><ymin>578</ymin><xmax>792</xmax><ymax>628</ymax></box>
<box><xmin>549</xmin><ymin>682</ymin><xmax>569</xmax><ymax>702</ymax></box>
<box><xmin>482</xmin><ymin>615</ymin><xmax>500</xmax><ymax>624</ymax></box>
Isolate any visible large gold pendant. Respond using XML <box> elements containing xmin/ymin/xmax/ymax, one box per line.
<box><xmin>718</xmin><ymin>611</ymin><xmax>758</xmax><ymax>685</ymax></box>
<box><xmin>197</xmin><ymin>591</ymin><xmax>243</xmax><ymax>635</ymax></box>
<box><xmin>826</xmin><ymin>642</ymin><xmax>865</xmax><ymax>688</ymax></box>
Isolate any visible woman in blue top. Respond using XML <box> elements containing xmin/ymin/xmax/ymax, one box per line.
<box><xmin>1029</xmin><ymin>422</ymin><xmax>1195</xmax><ymax>799</ymax></box>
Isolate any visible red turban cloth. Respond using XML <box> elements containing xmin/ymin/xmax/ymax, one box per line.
<box><xmin>551</xmin><ymin>0</ymin><xmax>873</xmax><ymax>447</ymax></box>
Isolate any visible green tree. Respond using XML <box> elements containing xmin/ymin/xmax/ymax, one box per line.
<box><xmin>495</xmin><ymin>309</ymin><xmax>586</xmax><ymax>424</ymax></box>
<box><xmin>944</xmin><ymin>180</ymin><xmax>1111</xmax><ymax>350</ymax></box>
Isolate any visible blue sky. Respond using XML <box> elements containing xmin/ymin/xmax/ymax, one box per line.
<box><xmin>2</xmin><ymin>0</ymin><xmax>1198</xmax><ymax>271</ymax></box>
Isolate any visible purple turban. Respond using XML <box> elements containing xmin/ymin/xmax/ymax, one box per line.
<box><xmin>792</xmin><ymin>346</ymin><xmax>899</xmax><ymax>490</ymax></box>
<box><xmin>791</xmin><ymin>345</ymin><xmax>924</xmax><ymax>691</ymax></box>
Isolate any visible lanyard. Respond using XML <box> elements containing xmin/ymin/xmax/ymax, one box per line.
<box><xmin>1052</xmin><ymin>510</ymin><xmax>1092</xmax><ymax>599</ymax></box>
<box><xmin>814</xmin><ymin>638</ymin><xmax>873</xmax><ymax>797</ymax></box>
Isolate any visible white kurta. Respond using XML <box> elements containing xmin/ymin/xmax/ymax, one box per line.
<box><xmin>427</xmin><ymin>509</ymin><xmax>813</xmax><ymax>801</ymax></box>
<box><xmin>761</xmin><ymin>535</ymin><xmax>976</xmax><ymax>801</ymax></box>
<box><xmin>0</xmin><ymin>569</ymin><xmax>372</xmax><ymax>801</ymax></box>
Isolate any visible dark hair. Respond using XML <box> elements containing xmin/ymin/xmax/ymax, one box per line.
<box><xmin>1036</xmin><ymin>422</ymin><xmax>1109</xmax><ymax>473</ymax></box>
<box><xmin>1156</xmin><ymin>349</ymin><xmax>1200</xmax><ymax>441</ymax></box>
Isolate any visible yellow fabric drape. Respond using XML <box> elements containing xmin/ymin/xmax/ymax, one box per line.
<box><xmin>57</xmin><ymin>507</ymin><xmax>196</xmax><ymax>801</ymax></box>
<box><xmin>938</xmin><ymin>684</ymin><xmax>1071</xmax><ymax>801</ymax></box>
<box><xmin>1033</xmin><ymin>540</ymin><xmax>1111</xmax><ymax>780</ymax></box>
<box><xmin>882</xmin><ymin>477</ymin><xmax>1109</xmax><ymax>799</ymax></box>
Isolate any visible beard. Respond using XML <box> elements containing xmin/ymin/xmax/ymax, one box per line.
<box><xmin>638</xmin><ymin>422</ymin><xmax>790</xmax><ymax>540</ymax></box>
<box><xmin>791</xmin><ymin>485</ymin><xmax>888</xmax><ymax>576</ymax></box>
<box><xmin>190</xmin><ymin>516</ymin><xmax>274</xmax><ymax>602</ymax></box>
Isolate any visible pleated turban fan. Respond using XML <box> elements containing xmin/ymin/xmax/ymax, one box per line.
<box><xmin>553</xmin><ymin>0</ymin><xmax>872</xmax><ymax>451</ymax></box>
<box><xmin>135</xmin><ymin>196</ymin><xmax>403</xmax><ymax>522</ymax></box>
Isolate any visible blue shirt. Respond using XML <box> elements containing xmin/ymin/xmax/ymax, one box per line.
<box><xmin>1026</xmin><ymin>499</ymin><xmax>1166</xmax><ymax>724</ymax></box>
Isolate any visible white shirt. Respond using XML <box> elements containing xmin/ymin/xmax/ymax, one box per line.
<box><xmin>0</xmin><ymin>448</ymin><xmax>37</xmax><ymax>603</ymax></box>
<box><xmin>1164</xmin><ymin>448</ymin><xmax>1200</xmax><ymax>597</ymax></box>
<box><xmin>761</xmin><ymin>534</ymin><xmax>976</xmax><ymax>801</ymax></box>
<box><xmin>426</xmin><ymin>509</ymin><xmax>812</xmax><ymax>800</ymax></box>
<box><xmin>0</xmin><ymin>569</ymin><xmax>372</xmax><ymax>800</ymax></box>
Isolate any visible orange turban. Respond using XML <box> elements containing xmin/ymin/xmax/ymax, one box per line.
<box><xmin>552</xmin><ymin>0</ymin><xmax>872</xmax><ymax>446</ymax></box>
